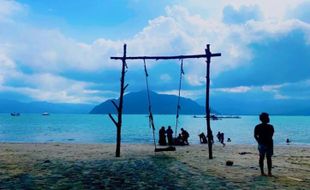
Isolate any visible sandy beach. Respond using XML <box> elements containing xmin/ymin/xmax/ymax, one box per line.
<box><xmin>0</xmin><ymin>143</ymin><xmax>309</xmax><ymax>189</ymax></box>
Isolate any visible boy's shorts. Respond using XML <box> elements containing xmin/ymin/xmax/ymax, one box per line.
<box><xmin>258</xmin><ymin>144</ymin><xmax>273</xmax><ymax>157</ymax></box>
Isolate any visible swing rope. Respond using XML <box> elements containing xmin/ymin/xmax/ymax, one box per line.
<box><xmin>143</xmin><ymin>59</ymin><xmax>157</xmax><ymax>149</ymax></box>
<box><xmin>174</xmin><ymin>59</ymin><xmax>185</xmax><ymax>139</ymax></box>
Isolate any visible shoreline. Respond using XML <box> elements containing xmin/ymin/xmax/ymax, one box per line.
<box><xmin>0</xmin><ymin>143</ymin><xmax>309</xmax><ymax>189</ymax></box>
<box><xmin>0</xmin><ymin>141</ymin><xmax>309</xmax><ymax>147</ymax></box>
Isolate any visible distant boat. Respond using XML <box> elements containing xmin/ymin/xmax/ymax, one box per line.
<box><xmin>11</xmin><ymin>112</ymin><xmax>20</xmax><ymax>116</ymax></box>
<box><xmin>216</xmin><ymin>115</ymin><xmax>241</xmax><ymax>119</ymax></box>
<box><xmin>193</xmin><ymin>114</ymin><xmax>241</xmax><ymax>120</ymax></box>
<box><xmin>210</xmin><ymin>114</ymin><xmax>220</xmax><ymax>120</ymax></box>
<box><xmin>42</xmin><ymin>112</ymin><xmax>49</xmax><ymax>116</ymax></box>
<box><xmin>193</xmin><ymin>115</ymin><xmax>220</xmax><ymax>120</ymax></box>
<box><xmin>193</xmin><ymin>115</ymin><xmax>205</xmax><ymax>118</ymax></box>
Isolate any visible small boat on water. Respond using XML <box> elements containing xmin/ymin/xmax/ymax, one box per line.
<box><xmin>42</xmin><ymin>112</ymin><xmax>49</xmax><ymax>116</ymax></box>
<box><xmin>193</xmin><ymin>115</ymin><xmax>220</xmax><ymax>120</ymax></box>
<box><xmin>193</xmin><ymin>114</ymin><xmax>241</xmax><ymax>120</ymax></box>
<box><xmin>217</xmin><ymin>115</ymin><xmax>241</xmax><ymax>119</ymax></box>
<box><xmin>11</xmin><ymin>112</ymin><xmax>20</xmax><ymax>116</ymax></box>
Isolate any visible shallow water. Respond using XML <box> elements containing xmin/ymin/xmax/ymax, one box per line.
<box><xmin>0</xmin><ymin>114</ymin><xmax>309</xmax><ymax>145</ymax></box>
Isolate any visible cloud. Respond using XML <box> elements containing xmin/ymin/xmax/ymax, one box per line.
<box><xmin>275</xmin><ymin>80</ymin><xmax>310</xmax><ymax>100</ymax></box>
<box><xmin>0</xmin><ymin>0</ymin><xmax>309</xmax><ymax>104</ymax></box>
<box><xmin>0</xmin><ymin>0</ymin><xmax>26</xmax><ymax>23</ymax></box>
<box><xmin>212</xmin><ymin>79</ymin><xmax>310</xmax><ymax>102</ymax></box>
<box><xmin>0</xmin><ymin>72</ymin><xmax>112</xmax><ymax>103</ymax></box>
<box><xmin>222</xmin><ymin>5</ymin><xmax>261</xmax><ymax>24</ymax></box>
<box><xmin>0</xmin><ymin>51</ymin><xmax>20</xmax><ymax>85</ymax></box>
<box><xmin>214</xmin><ymin>86</ymin><xmax>252</xmax><ymax>93</ymax></box>
<box><xmin>158</xmin><ymin>89</ymin><xmax>204</xmax><ymax>100</ymax></box>
<box><xmin>5</xmin><ymin>26</ymin><xmax>125</xmax><ymax>73</ymax></box>
<box><xmin>160</xmin><ymin>74</ymin><xmax>172</xmax><ymax>82</ymax></box>
<box><xmin>214</xmin><ymin>29</ymin><xmax>310</xmax><ymax>88</ymax></box>
<box><xmin>288</xmin><ymin>1</ymin><xmax>310</xmax><ymax>23</ymax></box>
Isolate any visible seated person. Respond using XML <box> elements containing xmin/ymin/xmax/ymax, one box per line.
<box><xmin>181</xmin><ymin>128</ymin><xmax>189</xmax><ymax>145</ymax></box>
<box><xmin>174</xmin><ymin>134</ymin><xmax>185</xmax><ymax>145</ymax></box>
<box><xmin>199</xmin><ymin>132</ymin><xmax>208</xmax><ymax>144</ymax></box>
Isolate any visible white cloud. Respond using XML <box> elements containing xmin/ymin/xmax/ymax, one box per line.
<box><xmin>160</xmin><ymin>74</ymin><xmax>172</xmax><ymax>82</ymax></box>
<box><xmin>0</xmin><ymin>51</ymin><xmax>20</xmax><ymax>85</ymax></box>
<box><xmin>261</xmin><ymin>84</ymin><xmax>284</xmax><ymax>92</ymax></box>
<box><xmin>2</xmin><ymin>2</ymin><xmax>309</xmax><ymax>75</ymax></box>
<box><xmin>0</xmin><ymin>0</ymin><xmax>26</xmax><ymax>23</ymax></box>
<box><xmin>0</xmin><ymin>52</ymin><xmax>15</xmax><ymax>69</ymax></box>
<box><xmin>0</xmin><ymin>72</ymin><xmax>113</xmax><ymax>103</ymax></box>
<box><xmin>214</xmin><ymin>86</ymin><xmax>252</xmax><ymax>93</ymax></box>
<box><xmin>185</xmin><ymin>73</ymin><xmax>204</xmax><ymax>86</ymax></box>
<box><xmin>158</xmin><ymin>89</ymin><xmax>204</xmax><ymax>100</ymax></box>
<box><xmin>274</xmin><ymin>93</ymin><xmax>290</xmax><ymax>100</ymax></box>
<box><xmin>261</xmin><ymin>80</ymin><xmax>310</xmax><ymax>100</ymax></box>
<box><xmin>180</xmin><ymin>0</ymin><xmax>305</xmax><ymax>21</ymax></box>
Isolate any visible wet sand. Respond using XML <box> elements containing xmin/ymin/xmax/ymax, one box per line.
<box><xmin>0</xmin><ymin>143</ymin><xmax>309</xmax><ymax>189</ymax></box>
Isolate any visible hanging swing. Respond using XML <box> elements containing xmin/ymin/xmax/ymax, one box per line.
<box><xmin>174</xmin><ymin>59</ymin><xmax>184</xmax><ymax>140</ymax></box>
<box><xmin>143</xmin><ymin>59</ymin><xmax>184</xmax><ymax>152</ymax></box>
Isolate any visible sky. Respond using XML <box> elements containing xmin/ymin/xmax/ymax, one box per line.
<box><xmin>0</xmin><ymin>0</ymin><xmax>309</xmax><ymax>112</ymax></box>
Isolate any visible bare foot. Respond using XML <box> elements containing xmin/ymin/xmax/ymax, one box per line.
<box><xmin>261</xmin><ymin>173</ymin><xmax>267</xmax><ymax>176</ymax></box>
<box><xmin>268</xmin><ymin>173</ymin><xmax>273</xmax><ymax>177</ymax></box>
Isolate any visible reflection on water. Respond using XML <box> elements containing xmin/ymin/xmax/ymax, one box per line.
<box><xmin>0</xmin><ymin>114</ymin><xmax>309</xmax><ymax>145</ymax></box>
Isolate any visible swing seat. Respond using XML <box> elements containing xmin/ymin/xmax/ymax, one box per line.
<box><xmin>155</xmin><ymin>146</ymin><xmax>176</xmax><ymax>152</ymax></box>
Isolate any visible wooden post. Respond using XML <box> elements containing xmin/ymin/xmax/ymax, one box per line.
<box><xmin>205</xmin><ymin>44</ymin><xmax>213</xmax><ymax>159</ymax></box>
<box><xmin>109</xmin><ymin>44</ymin><xmax>128</xmax><ymax>157</ymax></box>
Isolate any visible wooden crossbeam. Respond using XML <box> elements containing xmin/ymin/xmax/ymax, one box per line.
<box><xmin>111</xmin><ymin>53</ymin><xmax>221</xmax><ymax>60</ymax></box>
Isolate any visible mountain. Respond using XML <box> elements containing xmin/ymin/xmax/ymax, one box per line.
<box><xmin>0</xmin><ymin>99</ymin><xmax>94</xmax><ymax>114</ymax></box>
<box><xmin>90</xmin><ymin>91</ymin><xmax>205</xmax><ymax>114</ymax></box>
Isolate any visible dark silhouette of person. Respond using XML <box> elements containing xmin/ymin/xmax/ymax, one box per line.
<box><xmin>217</xmin><ymin>131</ymin><xmax>221</xmax><ymax>142</ymax></box>
<box><xmin>227</xmin><ymin>138</ymin><xmax>231</xmax><ymax>142</ymax></box>
<box><xmin>199</xmin><ymin>132</ymin><xmax>208</xmax><ymax>144</ymax></box>
<box><xmin>254</xmin><ymin>112</ymin><xmax>274</xmax><ymax>176</ymax></box>
<box><xmin>286</xmin><ymin>138</ymin><xmax>291</xmax><ymax>144</ymax></box>
<box><xmin>174</xmin><ymin>134</ymin><xmax>184</xmax><ymax>145</ymax></box>
<box><xmin>208</xmin><ymin>130</ymin><xmax>214</xmax><ymax>144</ymax></box>
<box><xmin>166</xmin><ymin>126</ymin><xmax>173</xmax><ymax>146</ymax></box>
<box><xmin>220</xmin><ymin>132</ymin><xmax>226</xmax><ymax>147</ymax></box>
<box><xmin>158</xmin><ymin>126</ymin><xmax>167</xmax><ymax>146</ymax></box>
<box><xmin>181</xmin><ymin>128</ymin><xmax>189</xmax><ymax>145</ymax></box>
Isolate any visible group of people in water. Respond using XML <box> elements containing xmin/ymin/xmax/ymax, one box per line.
<box><xmin>158</xmin><ymin>126</ymin><xmax>190</xmax><ymax>146</ymax></box>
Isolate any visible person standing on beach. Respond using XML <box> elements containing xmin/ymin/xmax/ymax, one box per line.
<box><xmin>159</xmin><ymin>126</ymin><xmax>167</xmax><ymax>146</ymax></box>
<box><xmin>254</xmin><ymin>112</ymin><xmax>274</xmax><ymax>176</ymax></box>
<box><xmin>220</xmin><ymin>133</ymin><xmax>225</xmax><ymax>147</ymax></box>
<box><xmin>166</xmin><ymin>126</ymin><xmax>173</xmax><ymax>146</ymax></box>
<box><xmin>217</xmin><ymin>131</ymin><xmax>221</xmax><ymax>142</ymax></box>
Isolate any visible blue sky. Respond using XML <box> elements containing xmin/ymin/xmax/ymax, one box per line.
<box><xmin>0</xmin><ymin>0</ymin><xmax>309</xmax><ymax>113</ymax></box>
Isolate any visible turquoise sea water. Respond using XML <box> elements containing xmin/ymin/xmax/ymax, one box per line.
<box><xmin>0</xmin><ymin>114</ymin><xmax>309</xmax><ymax>146</ymax></box>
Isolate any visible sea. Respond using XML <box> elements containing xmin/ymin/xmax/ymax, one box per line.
<box><xmin>0</xmin><ymin>114</ymin><xmax>309</xmax><ymax>146</ymax></box>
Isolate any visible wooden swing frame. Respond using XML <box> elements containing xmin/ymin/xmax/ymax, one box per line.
<box><xmin>109</xmin><ymin>44</ymin><xmax>221</xmax><ymax>158</ymax></box>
